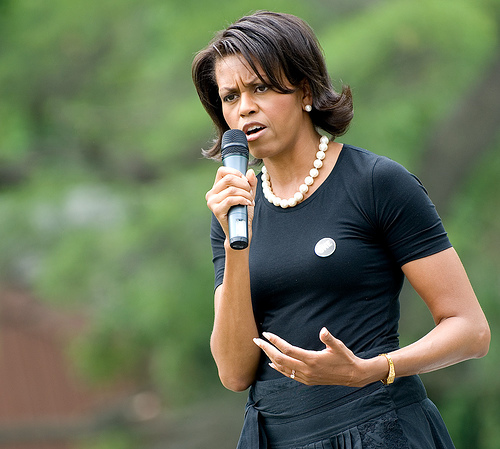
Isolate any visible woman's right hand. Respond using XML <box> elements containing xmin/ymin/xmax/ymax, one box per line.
<box><xmin>206</xmin><ymin>166</ymin><xmax>257</xmax><ymax>242</ymax></box>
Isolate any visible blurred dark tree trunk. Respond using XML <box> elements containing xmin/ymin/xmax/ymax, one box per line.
<box><xmin>418</xmin><ymin>50</ymin><xmax>500</xmax><ymax>217</ymax></box>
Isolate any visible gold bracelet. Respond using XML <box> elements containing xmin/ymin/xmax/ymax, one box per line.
<box><xmin>379</xmin><ymin>353</ymin><xmax>395</xmax><ymax>385</ymax></box>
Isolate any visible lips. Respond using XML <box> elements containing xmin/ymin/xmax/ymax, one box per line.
<box><xmin>246</xmin><ymin>125</ymin><xmax>265</xmax><ymax>135</ymax></box>
<box><xmin>242</xmin><ymin>122</ymin><xmax>267</xmax><ymax>141</ymax></box>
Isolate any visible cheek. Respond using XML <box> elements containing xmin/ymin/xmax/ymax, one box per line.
<box><xmin>221</xmin><ymin>106</ymin><xmax>237</xmax><ymax>128</ymax></box>
<box><xmin>273</xmin><ymin>94</ymin><xmax>302</xmax><ymax>116</ymax></box>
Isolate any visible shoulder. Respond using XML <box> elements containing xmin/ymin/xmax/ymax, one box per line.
<box><xmin>373</xmin><ymin>157</ymin><xmax>427</xmax><ymax>200</ymax></box>
<box><xmin>340</xmin><ymin>144</ymin><xmax>394</xmax><ymax>179</ymax></box>
<box><xmin>341</xmin><ymin>144</ymin><xmax>424</xmax><ymax>194</ymax></box>
<box><xmin>340</xmin><ymin>144</ymin><xmax>380</xmax><ymax>169</ymax></box>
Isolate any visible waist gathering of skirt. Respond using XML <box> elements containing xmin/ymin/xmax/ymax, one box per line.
<box><xmin>236</xmin><ymin>374</ymin><xmax>455</xmax><ymax>449</ymax></box>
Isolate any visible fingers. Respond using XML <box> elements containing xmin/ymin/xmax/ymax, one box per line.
<box><xmin>319</xmin><ymin>327</ymin><xmax>348</xmax><ymax>353</ymax></box>
<box><xmin>253</xmin><ymin>332</ymin><xmax>307</xmax><ymax>381</ymax></box>
<box><xmin>252</xmin><ymin>329</ymin><xmax>359</xmax><ymax>386</ymax></box>
<box><xmin>262</xmin><ymin>332</ymin><xmax>301</xmax><ymax>358</ymax></box>
<box><xmin>269</xmin><ymin>363</ymin><xmax>298</xmax><ymax>380</ymax></box>
<box><xmin>206</xmin><ymin>167</ymin><xmax>256</xmax><ymax>225</ymax></box>
<box><xmin>246</xmin><ymin>168</ymin><xmax>258</xmax><ymax>191</ymax></box>
<box><xmin>319</xmin><ymin>327</ymin><xmax>337</xmax><ymax>347</ymax></box>
<box><xmin>207</xmin><ymin>167</ymin><xmax>254</xmax><ymax>202</ymax></box>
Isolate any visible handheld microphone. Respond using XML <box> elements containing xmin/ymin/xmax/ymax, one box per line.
<box><xmin>221</xmin><ymin>129</ymin><xmax>249</xmax><ymax>250</ymax></box>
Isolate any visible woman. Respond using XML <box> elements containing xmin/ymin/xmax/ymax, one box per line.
<box><xmin>192</xmin><ymin>10</ymin><xmax>490</xmax><ymax>449</ymax></box>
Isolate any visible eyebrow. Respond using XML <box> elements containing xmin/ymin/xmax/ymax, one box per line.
<box><xmin>218</xmin><ymin>76</ymin><xmax>264</xmax><ymax>95</ymax></box>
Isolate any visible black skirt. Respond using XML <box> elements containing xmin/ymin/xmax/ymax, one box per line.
<box><xmin>236</xmin><ymin>375</ymin><xmax>455</xmax><ymax>449</ymax></box>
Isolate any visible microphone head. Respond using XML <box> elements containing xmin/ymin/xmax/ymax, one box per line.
<box><xmin>221</xmin><ymin>129</ymin><xmax>249</xmax><ymax>158</ymax></box>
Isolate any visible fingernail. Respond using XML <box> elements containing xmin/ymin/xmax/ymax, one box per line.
<box><xmin>262</xmin><ymin>332</ymin><xmax>271</xmax><ymax>339</ymax></box>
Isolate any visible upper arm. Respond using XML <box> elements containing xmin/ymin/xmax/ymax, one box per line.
<box><xmin>371</xmin><ymin>157</ymin><xmax>451</xmax><ymax>266</ymax></box>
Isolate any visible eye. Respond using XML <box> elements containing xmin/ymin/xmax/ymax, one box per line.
<box><xmin>222</xmin><ymin>93</ymin><xmax>238</xmax><ymax>103</ymax></box>
<box><xmin>256</xmin><ymin>85</ymin><xmax>269</xmax><ymax>93</ymax></box>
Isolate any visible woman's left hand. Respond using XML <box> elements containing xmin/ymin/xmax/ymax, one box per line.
<box><xmin>253</xmin><ymin>328</ymin><xmax>383</xmax><ymax>387</ymax></box>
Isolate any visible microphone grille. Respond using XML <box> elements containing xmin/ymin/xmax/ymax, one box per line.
<box><xmin>221</xmin><ymin>129</ymin><xmax>249</xmax><ymax>157</ymax></box>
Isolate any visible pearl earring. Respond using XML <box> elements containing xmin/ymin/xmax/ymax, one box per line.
<box><xmin>305</xmin><ymin>105</ymin><xmax>312</xmax><ymax>112</ymax></box>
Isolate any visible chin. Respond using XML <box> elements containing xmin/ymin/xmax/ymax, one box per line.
<box><xmin>248</xmin><ymin>142</ymin><xmax>272</xmax><ymax>161</ymax></box>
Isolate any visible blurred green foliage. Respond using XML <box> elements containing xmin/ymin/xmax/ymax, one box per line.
<box><xmin>0</xmin><ymin>0</ymin><xmax>499</xmax><ymax>447</ymax></box>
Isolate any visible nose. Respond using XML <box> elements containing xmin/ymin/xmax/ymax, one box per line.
<box><xmin>239</xmin><ymin>92</ymin><xmax>257</xmax><ymax>117</ymax></box>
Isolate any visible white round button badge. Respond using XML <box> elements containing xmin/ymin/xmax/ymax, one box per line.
<box><xmin>314</xmin><ymin>238</ymin><xmax>336</xmax><ymax>257</ymax></box>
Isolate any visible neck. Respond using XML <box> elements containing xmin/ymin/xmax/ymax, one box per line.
<box><xmin>263</xmin><ymin>131</ymin><xmax>322</xmax><ymax>198</ymax></box>
<box><xmin>261</xmin><ymin>135</ymin><xmax>336</xmax><ymax>208</ymax></box>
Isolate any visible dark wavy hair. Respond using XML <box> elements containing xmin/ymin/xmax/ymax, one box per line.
<box><xmin>192</xmin><ymin>11</ymin><xmax>353</xmax><ymax>161</ymax></box>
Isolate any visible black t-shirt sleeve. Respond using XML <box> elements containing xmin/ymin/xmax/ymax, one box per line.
<box><xmin>210</xmin><ymin>213</ymin><xmax>226</xmax><ymax>291</ymax></box>
<box><xmin>371</xmin><ymin>157</ymin><xmax>452</xmax><ymax>266</ymax></box>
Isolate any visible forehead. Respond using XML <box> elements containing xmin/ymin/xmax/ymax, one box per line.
<box><xmin>214</xmin><ymin>55</ymin><xmax>264</xmax><ymax>86</ymax></box>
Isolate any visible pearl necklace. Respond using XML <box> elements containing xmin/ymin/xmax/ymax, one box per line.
<box><xmin>262</xmin><ymin>135</ymin><xmax>330</xmax><ymax>208</ymax></box>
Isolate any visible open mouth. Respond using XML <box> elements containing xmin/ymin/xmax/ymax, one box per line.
<box><xmin>245</xmin><ymin>125</ymin><xmax>266</xmax><ymax>136</ymax></box>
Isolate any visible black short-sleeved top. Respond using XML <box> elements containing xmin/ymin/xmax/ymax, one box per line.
<box><xmin>210</xmin><ymin>144</ymin><xmax>452</xmax><ymax>381</ymax></box>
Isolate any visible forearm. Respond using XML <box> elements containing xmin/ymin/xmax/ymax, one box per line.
<box><xmin>359</xmin><ymin>313</ymin><xmax>490</xmax><ymax>386</ymax></box>
<box><xmin>389</xmin><ymin>314</ymin><xmax>490</xmax><ymax>377</ymax></box>
<box><xmin>252</xmin><ymin>305</ymin><xmax>489</xmax><ymax>389</ymax></box>
<box><xmin>210</xmin><ymin>243</ymin><xmax>261</xmax><ymax>391</ymax></box>
<box><xmin>380</xmin><ymin>248</ymin><xmax>491</xmax><ymax>380</ymax></box>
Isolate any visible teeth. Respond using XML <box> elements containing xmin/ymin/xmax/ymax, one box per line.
<box><xmin>247</xmin><ymin>125</ymin><xmax>264</xmax><ymax>135</ymax></box>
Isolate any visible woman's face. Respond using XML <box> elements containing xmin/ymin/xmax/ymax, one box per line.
<box><xmin>215</xmin><ymin>54</ymin><xmax>312</xmax><ymax>161</ymax></box>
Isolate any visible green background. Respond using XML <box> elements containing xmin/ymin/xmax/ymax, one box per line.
<box><xmin>0</xmin><ymin>0</ymin><xmax>499</xmax><ymax>447</ymax></box>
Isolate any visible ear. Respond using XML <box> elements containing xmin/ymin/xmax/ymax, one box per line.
<box><xmin>299</xmin><ymin>78</ymin><xmax>313</xmax><ymax>109</ymax></box>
